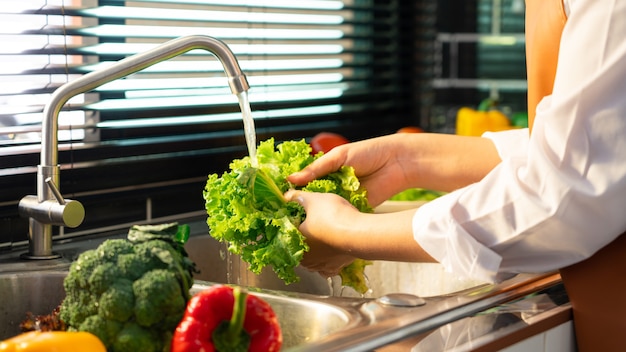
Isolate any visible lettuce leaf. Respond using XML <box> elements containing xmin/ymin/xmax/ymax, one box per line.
<box><xmin>389</xmin><ymin>188</ymin><xmax>446</xmax><ymax>201</ymax></box>
<box><xmin>203</xmin><ymin>138</ymin><xmax>373</xmax><ymax>293</ymax></box>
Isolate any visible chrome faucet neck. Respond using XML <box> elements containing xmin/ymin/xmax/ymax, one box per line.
<box><xmin>20</xmin><ymin>35</ymin><xmax>249</xmax><ymax>259</ymax></box>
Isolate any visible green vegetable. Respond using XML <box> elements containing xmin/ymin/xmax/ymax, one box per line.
<box><xmin>59</xmin><ymin>223</ymin><xmax>197</xmax><ymax>352</ymax></box>
<box><xmin>389</xmin><ymin>188</ymin><xmax>446</xmax><ymax>201</ymax></box>
<box><xmin>204</xmin><ymin>138</ymin><xmax>373</xmax><ymax>293</ymax></box>
<box><xmin>338</xmin><ymin>259</ymin><xmax>372</xmax><ymax>295</ymax></box>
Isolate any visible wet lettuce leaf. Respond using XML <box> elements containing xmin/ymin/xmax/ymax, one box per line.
<box><xmin>204</xmin><ymin>138</ymin><xmax>373</xmax><ymax>293</ymax></box>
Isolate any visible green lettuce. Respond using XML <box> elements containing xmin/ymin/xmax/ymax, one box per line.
<box><xmin>203</xmin><ymin>138</ymin><xmax>373</xmax><ymax>293</ymax></box>
<box><xmin>389</xmin><ymin>188</ymin><xmax>446</xmax><ymax>201</ymax></box>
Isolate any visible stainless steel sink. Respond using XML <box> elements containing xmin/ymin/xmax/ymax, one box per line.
<box><xmin>0</xmin><ymin>270</ymin><xmax>360</xmax><ymax>349</ymax></box>
<box><xmin>0</xmin><ymin>258</ymin><xmax>562</xmax><ymax>351</ymax></box>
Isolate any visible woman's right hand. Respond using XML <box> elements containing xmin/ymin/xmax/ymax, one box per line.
<box><xmin>288</xmin><ymin>132</ymin><xmax>502</xmax><ymax>206</ymax></box>
<box><xmin>288</xmin><ymin>134</ymin><xmax>418</xmax><ymax>206</ymax></box>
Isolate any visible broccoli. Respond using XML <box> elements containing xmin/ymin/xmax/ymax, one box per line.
<box><xmin>132</xmin><ymin>269</ymin><xmax>187</xmax><ymax>329</ymax></box>
<box><xmin>78</xmin><ymin>315</ymin><xmax>123</xmax><ymax>345</ymax></box>
<box><xmin>113</xmin><ymin>322</ymin><xmax>161</xmax><ymax>352</ymax></box>
<box><xmin>99</xmin><ymin>279</ymin><xmax>135</xmax><ymax>322</ymax></box>
<box><xmin>60</xmin><ymin>222</ymin><xmax>197</xmax><ymax>352</ymax></box>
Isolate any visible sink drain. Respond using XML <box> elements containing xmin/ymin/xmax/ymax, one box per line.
<box><xmin>377</xmin><ymin>293</ymin><xmax>426</xmax><ymax>307</ymax></box>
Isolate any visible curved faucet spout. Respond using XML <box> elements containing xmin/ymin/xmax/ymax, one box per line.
<box><xmin>42</xmin><ymin>35</ymin><xmax>249</xmax><ymax>167</ymax></box>
<box><xmin>20</xmin><ymin>35</ymin><xmax>249</xmax><ymax>259</ymax></box>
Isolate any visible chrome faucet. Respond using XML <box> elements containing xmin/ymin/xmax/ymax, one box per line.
<box><xmin>18</xmin><ymin>35</ymin><xmax>250</xmax><ymax>259</ymax></box>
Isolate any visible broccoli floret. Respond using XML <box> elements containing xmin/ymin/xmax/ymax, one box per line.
<box><xmin>133</xmin><ymin>269</ymin><xmax>186</xmax><ymax>329</ymax></box>
<box><xmin>96</xmin><ymin>238</ymin><xmax>134</xmax><ymax>261</ymax></box>
<box><xmin>59</xmin><ymin>222</ymin><xmax>197</xmax><ymax>352</ymax></box>
<box><xmin>136</xmin><ymin>239</ymin><xmax>195</xmax><ymax>298</ymax></box>
<box><xmin>113</xmin><ymin>322</ymin><xmax>161</xmax><ymax>352</ymax></box>
<box><xmin>60</xmin><ymin>288</ymin><xmax>99</xmax><ymax>327</ymax></box>
<box><xmin>78</xmin><ymin>315</ymin><xmax>123</xmax><ymax>350</ymax></box>
<box><xmin>88</xmin><ymin>262</ymin><xmax>122</xmax><ymax>295</ymax></box>
<box><xmin>116</xmin><ymin>252</ymin><xmax>151</xmax><ymax>281</ymax></box>
<box><xmin>65</xmin><ymin>249</ymin><xmax>100</xmax><ymax>290</ymax></box>
<box><xmin>99</xmin><ymin>279</ymin><xmax>135</xmax><ymax>322</ymax></box>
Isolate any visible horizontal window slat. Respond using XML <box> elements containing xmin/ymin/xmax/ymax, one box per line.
<box><xmin>16</xmin><ymin>6</ymin><xmax>348</xmax><ymax>23</ymax></box>
<box><xmin>107</xmin><ymin>0</ymin><xmax>346</xmax><ymax>10</ymax></box>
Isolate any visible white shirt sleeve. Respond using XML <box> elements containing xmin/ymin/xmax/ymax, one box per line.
<box><xmin>413</xmin><ymin>0</ymin><xmax>626</xmax><ymax>283</ymax></box>
<box><xmin>482</xmin><ymin>128</ymin><xmax>529</xmax><ymax>160</ymax></box>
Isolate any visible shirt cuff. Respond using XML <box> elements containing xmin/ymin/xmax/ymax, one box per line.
<box><xmin>482</xmin><ymin>128</ymin><xmax>529</xmax><ymax>160</ymax></box>
<box><xmin>412</xmin><ymin>190</ymin><xmax>504</xmax><ymax>284</ymax></box>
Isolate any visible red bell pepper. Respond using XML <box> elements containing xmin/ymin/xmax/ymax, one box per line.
<box><xmin>309</xmin><ymin>132</ymin><xmax>349</xmax><ymax>155</ymax></box>
<box><xmin>171</xmin><ymin>285</ymin><xmax>282</xmax><ymax>352</ymax></box>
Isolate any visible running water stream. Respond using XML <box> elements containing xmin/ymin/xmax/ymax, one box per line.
<box><xmin>225</xmin><ymin>91</ymin><xmax>257</xmax><ymax>287</ymax></box>
<box><xmin>237</xmin><ymin>91</ymin><xmax>257</xmax><ymax>167</ymax></box>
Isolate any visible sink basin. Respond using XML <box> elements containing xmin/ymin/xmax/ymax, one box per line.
<box><xmin>191</xmin><ymin>283</ymin><xmax>355</xmax><ymax>346</ymax></box>
<box><xmin>0</xmin><ymin>271</ymin><xmax>67</xmax><ymax>340</ymax></box>
<box><xmin>0</xmin><ymin>271</ymin><xmax>357</xmax><ymax>348</ymax></box>
<box><xmin>185</xmin><ymin>234</ymin><xmax>486</xmax><ymax>298</ymax></box>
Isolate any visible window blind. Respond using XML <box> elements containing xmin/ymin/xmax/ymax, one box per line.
<box><xmin>0</xmin><ymin>0</ymin><xmax>417</xmax><ymax>244</ymax></box>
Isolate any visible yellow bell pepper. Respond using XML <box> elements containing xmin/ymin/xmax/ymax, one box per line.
<box><xmin>456</xmin><ymin>99</ymin><xmax>513</xmax><ymax>136</ymax></box>
<box><xmin>0</xmin><ymin>331</ymin><xmax>106</xmax><ymax>352</ymax></box>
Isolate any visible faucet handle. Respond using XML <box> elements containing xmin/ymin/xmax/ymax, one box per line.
<box><xmin>45</xmin><ymin>177</ymin><xmax>66</xmax><ymax>205</ymax></box>
<box><xmin>19</xmin><ymin>179</ymin><xmax>85</xmax><ymax>229</ymax></box>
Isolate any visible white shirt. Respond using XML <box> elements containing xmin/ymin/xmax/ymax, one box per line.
<box><xmin>413</xmin><ymin>0</ymin><xmax>626</xmax><ymax>283</ymax></box>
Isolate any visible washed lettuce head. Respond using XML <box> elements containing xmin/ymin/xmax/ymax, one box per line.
<box><xmin>203</xmin><ymin>138</ymin><xmax>373</xmax><ymax>293</ymax></box>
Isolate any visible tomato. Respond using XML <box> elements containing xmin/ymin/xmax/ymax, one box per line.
<box><xmin>396</xmin><ymin>126</ymin><xmax>424</xmax><ymax>133</ymax></box>
<box><xmin>310</xmin><ymin>132</ymin><xmax>349</xmax><ymax>154</ymax></box>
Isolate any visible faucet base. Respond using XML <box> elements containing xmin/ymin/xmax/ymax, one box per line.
<box><xmin>20</xmin><ymin>252</ymin><xmax>62</xmax><ymax>260</ymax></box>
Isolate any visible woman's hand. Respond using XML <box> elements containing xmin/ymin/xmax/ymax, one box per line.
<box><xmin>285</xmin><ymin>189</ymin><xmax>437</xmax><ymax>275</ymax></box>
<box><xmin>288</xmin><ymin>135</ymin><xmax>419</xmax><ymax>206</ymax></box>
<box><xmin>284</xmin><ymin>190</ymin><xmax>360</xmax><ymax>276</ymax></box>
<box><xmin>288</xmin><ymin>133</ymin><xmax>502</xmax><ymax>205</ymax></box>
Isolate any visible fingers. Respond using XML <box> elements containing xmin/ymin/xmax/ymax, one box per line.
<box><xmin>302</xmin><ymin>263</ymin><xmax>339</xmax><ymax>278</ymax></box>
<box><xmin>301</xmin><ymin>266</ymin><xmax>338</xmax><ymax>279</ymax></box>
<box><xmin>301</xmin><ymin>257</ymin><xmax>343</xmax><ymax>278</ymax></box>
<box><xmin>285</xmin><ymin>189</ymin><xmax>351</xmax><ymax>210</ymax></box>
<box><xmin>284</xmin><ymin>189</ymin><xmax>306</xmax><ymax>206</ymax></box>
<box><xmin>286</xmin><ymin>169</ymin><xmax>317</xmax><ymax>186</ymax></box>
<box><xmin>287</xmin><ymin>148</ymin><xmax>347</xmax><ymax>186</ymax></box>
<box><xmin>301</xmin><ymin>255</ymin><xmax>354</xmax><ymax>278</ymax></box>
